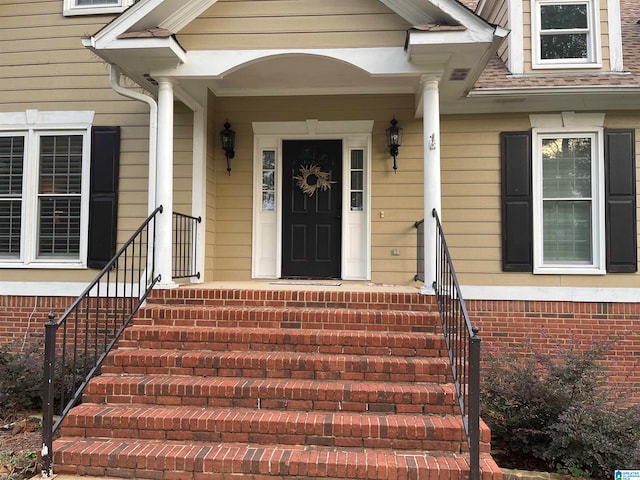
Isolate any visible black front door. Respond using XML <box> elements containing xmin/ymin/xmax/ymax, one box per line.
<box><xmin>282</xmin><ymin>140</ymin><xmax>342</xmax><ymax>278</ymax></box>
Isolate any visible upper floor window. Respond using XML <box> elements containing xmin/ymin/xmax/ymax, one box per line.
<box><xmin>531</xmin><ymin>0</ymin><xmax>601</xmax><ymax>69</ymax></box>
<box><xmin>63</xmin><ymin>0</ymin><xmax>136</xmax><ymax>16</ymax></box>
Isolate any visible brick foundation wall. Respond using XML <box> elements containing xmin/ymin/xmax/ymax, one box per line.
<box><xmin>467</xmin><ymin>299</ymin><xmax>640</xmax><ymax>401</ymax></box>
<box><xmin>0</xmin><ymin>296</ymin><xmax>76</xmax><ymax>347</ymax></box>
<box><xmin>2</xmin><ymin>295</ymin><xmax>639</xmax><ymax>401</ymax></box>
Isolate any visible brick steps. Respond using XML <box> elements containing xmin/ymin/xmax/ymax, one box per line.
<box><xmin>136</xmin><ymin>305</ymin><xmax>441</xmax><ymax>332</ymax></box>
<box><xmin>52</xmin><ymin>287</ymin><xmax>500</xmax><ymax>480</ymax></box>
<box><xmin>62</xmin><ymin>404</ymin><xmax>479</xmax><ymax>452</ymax></box>
<box><xmin>101</xmin><ymin>349</ymin><xmax>450</xmax><ymax>382</ymax></box>
<box><xmin>117</xmin><ymin>326</ymin><xmax>444</xmax><ymax>353</ymax></box>
<box><xmin>53</xmin><ymin>438</ymin><xmax>501</xmax><ymax>480</ymax></box>
<box><xmin>83</xmin><ymin>375</ymin><xmax>458</xmax><ymax>415</ymax></box>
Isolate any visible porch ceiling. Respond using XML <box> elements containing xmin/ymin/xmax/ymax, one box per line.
<box><xmin>181</xmin><ymin>53</ymin><xmax>423</xmax><ymax>98</ymax></box>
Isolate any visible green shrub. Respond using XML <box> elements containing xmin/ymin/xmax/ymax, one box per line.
<box><xmin>0</xmin><ymin>342</ymin><xmax>43</xmax><ymax>418</ymax></box>
<box><xmin>482</xmin><ymin>337</ymin><xmax>640</xmax><ymax>479</ymax></box>
<box><xmin>0</xmin><ymin>340</ymin><xmax>93</xmax><ymax>420</ymax></box>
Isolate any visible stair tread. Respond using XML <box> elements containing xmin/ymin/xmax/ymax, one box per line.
<box><xmin>123</xmin><ymin>325</ymin><xmax>443</xmax><ymax>341</ymax></box>
<box><xmin>67</xmin><ymin>403</ymin><xmax>467</xmax><ymax>427</ymax></box>
<box><xmin>87</xmin><ymin>375</ymin><xmax>455</xmax><ymax>396</ymax></box>
<box><xmin>136</xmin><ymin>304</ymin><xmax>440</xmax><ymax>332</ymax></box>
<box><xmin>54</xmin><ymin>437</ymin><xmax>492</xmax><ymax>480</ymax></box>
<box><xmin>64</xmin><ymin>404</ymin><xmax>475</xmax><ymax>443</ymax></box>
<box><xmin>106</xmin><ymin>348</ymin><xmax>447</xmax><ymax>363</ymax></box>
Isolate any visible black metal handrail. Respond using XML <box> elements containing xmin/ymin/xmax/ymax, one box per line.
<box><xmin>172</xmin><ymin>212</ymin><xmax>201</xmax><ymax>279</ymax></box>
<box><xmin>41</xmin><ymin>206</ymin><xmax>163</xmax><ymax>477</ymax></box>
<box><xmin>414</xmin><ymin>219</ymin><xmax>425</xmax><ymax>282</ymax></box>
<box><xmin>431</xmin><ymin>208</ymin><xmax>481</xmax><ymax>480</ymax></box>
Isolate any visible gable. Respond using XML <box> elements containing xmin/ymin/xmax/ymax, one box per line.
<box><xmin>177</xmin><ymin>0</ymin><xmax>412</xmax><ymax>50</ymax></box>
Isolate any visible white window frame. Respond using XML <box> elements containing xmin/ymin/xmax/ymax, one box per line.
<box><xmin>0</xmin><ymin>110</ymin><xmax>94</xmax><ymax>269</ymax></box>
<box><xmin>532</xmin><ymin>126</ymin><xmax>605</xmax><ymax>275</ymax></box>
<box><xmin>63</xmin><ymin>0</ymin><xmax>136</xmax><ymax>16</ymax></box>
<box><xmin>531</xmin><ymin>0</ymin><xmax>601</xmax><ymax>69</ymax></box>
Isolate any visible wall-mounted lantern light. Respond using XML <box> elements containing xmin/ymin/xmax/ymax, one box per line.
<box><xmin>220</xmin><ymin>120</ymin><xmax>235</xmax><ymax>175</ymax></box>
<box><xmin>386</xmin><ymin>116</ymin><xmax>403</xmax><ymax>173</ymax></box>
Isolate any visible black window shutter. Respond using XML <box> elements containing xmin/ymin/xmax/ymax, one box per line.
<box><xmin>87</xmin><ymin>126</ymin><xmax>120</xmax><ymax>269</ymax></box>
<box><xmin>605</xmin><ymin>128</ymin><xmax>637</xmax><ymax>272</ymax></box>
<box><xmin>501</xmin><ymin>131</ymin><xmax>533</xmax><ymax>271</ymax></box>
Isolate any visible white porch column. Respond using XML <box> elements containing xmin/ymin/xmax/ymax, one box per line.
<box><xmin>422</xmin><ymin>76</ymin><xmax>442</xmax><ymax>291</ymax></box>
<box><xmin>155</xmin><ymin>78</ymin><xmax>177</xmax><ymax>288</ymax></box>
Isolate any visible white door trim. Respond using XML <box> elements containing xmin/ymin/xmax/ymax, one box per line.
<box><xmin>252</xmin><ymin>120</ymin><xmax>373</xmax><ymax>280</ymax></box>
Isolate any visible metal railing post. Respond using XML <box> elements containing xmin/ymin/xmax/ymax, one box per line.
<box><xmin>469</xmin><ymin>327</ymin><xmax>481</xmax><ymax>480</ymax></box>
<box><xmin>41</xmin><ymin>206</ymin><xmax>163</xmax><ymax>475</ymax></box>
<box><xmin>42</xmin><ymin>313</ymin><xmax>57</xmax><ymax>477</ymax></box>
<box><xmin>430</xmin><ymin>208</ymin><xmax>482</xmax><ymax>480</ymax></box>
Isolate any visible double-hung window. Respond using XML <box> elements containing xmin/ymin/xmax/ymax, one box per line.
<box><xmin>63</xmin><ymin>0</ymin><xmax>136</xmax><ymax>16</ymax></box>
<box><xmin>0</xmin><ymin>111</ymin><xmax>93</xmax><ymax>267</ymax></box>
<box><xmin>532</xmin><ymin>0</ymin><xmax>600</xmax><ymax>68</ymax></box>
<box><xmin>533</xmin><ymin>130</ymin><xmax>605</xmax><ymax>273</ymax></box>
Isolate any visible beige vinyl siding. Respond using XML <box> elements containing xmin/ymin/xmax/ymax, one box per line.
<box><xmin>207</xmin><ymin>94</ymin><xmax>422</xmax><ymax>284</ymax></box>
<box><xmin>0</xmin><ymin>1</ymin><xmax>152</xmax><ymax>283</ymax></box>
<box><xmin>178</xmin><ymin>0</ymin><xmax>410</xmax><ymax>50</ymax></box>
<box><xmin>174</xmin><ymin>103</ymin><xmax>195</xmax><ymax>215</ymax></box>
<box><xmin>205</xmin><ymin>92</ymin><xmax>219</xmax><ymax>281</ymax></box>
<box><xmin>440</xmin><ymin>113</ymin><xmax>639</xmax><ymax>289</ymax></box>
<box><xmin>523</xmin><ymin>0</ymin><xmax>611</xmax><ymax>73</ymax></box>
<box><xmin>480</xmin><ymin>0</ymin><xmax>510</xmax><ymax>67</ymax></box>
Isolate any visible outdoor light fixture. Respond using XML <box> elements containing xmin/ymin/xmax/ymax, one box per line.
<box><xmin>386</xmin><ymin>116</ymin><xmax>403</xmax><ymax>172</ymax></box>
<box><xmin>220</xmin><ymin>120</ymin><xmax>235</xmax><ymax>175</ymax></box>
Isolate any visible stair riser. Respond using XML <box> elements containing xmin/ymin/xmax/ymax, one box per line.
<box><xmin>54</xmin><ymin>439</ymin><xmax>498</xmax><ymax>480</ymax></box>
<box><xmin>61</xmin><ymin>411</ymin><xmax>470</xmax><ymax>453</ymax></box>
<box><xmin>100</xmin><ymin>363</ymin><xmax>450</xmax><ymax>384</ymax></box>
<box><xmin>136</xmin><ymin>308</ymin><xmax>440</xmax><ymax>333</ymax></box>
<box><xmin>83</xmin><ymin>394</ymin><xmax>457</xmax><ymax>415</ymax></box>
<box><xmin>118</xmin><ymin>327</ymin><xmax>445</xmax><ymax>354</ymax></box>
<box><xmin>145</xmin><ymin>289</ymin><xmax>438</xmax><ymax>313</ymax></box>
<box><xmin>83</xmin><ymin>377</ymin><xmax>458</xmax><ymax>415</ymax></box>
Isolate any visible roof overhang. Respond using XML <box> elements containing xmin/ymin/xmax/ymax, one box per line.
<box><xmin>82</xmin><ymin>0</ymin><xmax>508</xmax><ymax>115</ymax></box>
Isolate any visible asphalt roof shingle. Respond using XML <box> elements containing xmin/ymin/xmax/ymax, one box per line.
<box><xmin>474</xmin><ymin>0</ymin><xmax>640</xmax><ymax>90</ymax></box>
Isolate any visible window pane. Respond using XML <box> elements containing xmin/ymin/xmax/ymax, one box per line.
<box><xmin>540</xmin><ymin>4</ymin><xmax>588</xmax><ymax>29</ymax></box>
<box><xmin>262</xmin><ymin>170</ymin><xmax>274</xmax><ymax>191</ymax></box>
<box><xmin>0</xmin><ymin>200</ymin><xmax>21</xmax><ymax>258</ymax></box>
<box><xmin>76</xmin><ymin>0</ymin><xmax>119</xmax><ymax>5</ymax></box>
<box><xmin>39</xmin><ymin>135</ymin><xmax>83</xmax><ymax>194</ymax></box>
<box><xmin>351</xmin><ymin>192</ymin><xmax>363</xmax><ymax>211</ymax></box>
<box><xmin>351</xmin><ymin>150</ymin><xmax>364</xmax><ymax>170</ymax></box>
<box><xmin>0</xmin><ymin>136</ymin><xmax>24</xmax><ymax>258</ymax></box>
<box><xmin>543</xmin><ymin>200</ymin><xmax>592</xmax><ymax>263</ymax></box>
<box><xmin>542</xmin><ymin>137</ymin><xmax>591</xmax><ymax>198</ymax></box>
<box><xmin>349</xmin><ymin>150</ymin><xmax>365</xmax><ymax>212</ymax></box>
<box><xmin>0</xmin><ymin>136</ymin><xmax>24</xmax><ymax>196</ymax></box>
<box><xmin>261</xmin><ymin>150</ymin><xmax>276</xmax><ymax>211</ymax></box>
<box><xmin>262</xmin><ymin>192</ymin><xmax>275</xmax><ymax>212</ymax></box>
<box><xmin>38</xmin><ymin>197</ymin><xmax>81</xmax><ymax>257</ymax></box>
<box><xmin>262</xmin><ymin>151</ymin><xmax>275</xmax><ymax>170</ymax></box>
<box><xmin>351</xmin><ymin>171</ymin><xmax>363</xmax><ymax>191</ymax></box>
<box><xmin>541</xmin><ymin>34</ymin><xmax>588</xmax><ymax>59</ymax></box>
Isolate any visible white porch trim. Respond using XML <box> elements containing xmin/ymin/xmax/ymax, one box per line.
<box><xmin>422</xmin><ymin>76</ymin><xmax>442</xmax><ymax>290</ymax></box>
<box><xmin>155</xmin><ymin>78</ymin><xmax>178</xmax><ymax>288</ymax></box>
<box><xmin>252</xmin><ymin>120</ymin><xmax>374</xmax><ymax>281</ymax></box>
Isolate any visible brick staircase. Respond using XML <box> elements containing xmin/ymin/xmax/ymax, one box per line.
<box><xmin>53</xmin><ymin>286</ymin><xmax>501</xmax><ymax>480</ymax></box>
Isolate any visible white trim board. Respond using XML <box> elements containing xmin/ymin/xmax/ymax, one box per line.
<box><xmin>460</xmin><ymin>285</ymin><xmax>640</xmax><ymax>303</ymax></box>
<box><xmin>2</xmin><ymin>282</ymin><xmax>639</xmax><ymax>304</ymax></box>
<box><xmin>251</xmin><ymin>120</ymin><xmax>373</xmax><ymax>281</ymax></box>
